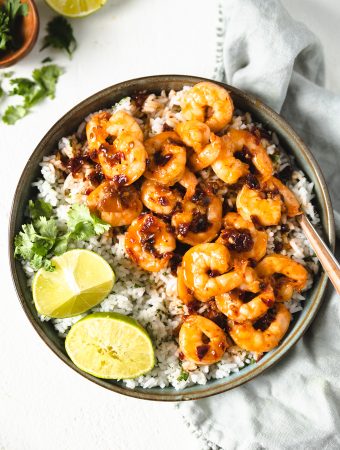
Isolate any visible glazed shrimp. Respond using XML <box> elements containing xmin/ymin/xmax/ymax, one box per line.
<box><xmin>98</xmin><ymin>132</ymin><xmax>147</xmax><ymax>186</ymax></box>
<box><xmin>175</xmin><ymin>121</ymin><xmax>221</xmax><ymax>171</ymax></box>
<box><xmin>144</xmin><ymin>132</ymin><xmax>186</xmax><ymax>185</ymax></box>
<box><xmin>180</xmin><ymin>82</ymin><xmax>234</xmax><ymax>132</ymax></box>
<box><xmin>256</xmin><ymin>254</ymin><xmax>308</xmax><ymax>292</ymax></box>
<box><xmin>228</xmin><ymin>304</ymin><xmax>292</xmax><ymax>352</ymax></box>
<box><xmin>141</xmin><ymin>180</ymin><xmax>182</xmax><ymax>215</ymax></box>
<box><xmin>217</xmin><ymin>212</ymin><xmax>267</xmax><ymax>262</ymax></box>
<box><xmin>86</xmin><ymin>111</ymin><xmax>112</xmax><ymax>159</ymax></box>
<box><xmin>189</xmin><ymin>133</ymin><xmax>222</xmax><ymax>172</ymax></box>
<box><xmin>86</xmin><ymin>111</ymin><xmax>143</xmax><ymax>158</ymax></box>
<box><xmin>182</xmin><ymin>243</ymin><xmax>243</xmax><ymax>301</ymax></box>
<box><xmin>175</xmin><ymin>120</ymin><xmax>210</xmax><ymax>153</ymax></box>
<box><xmin>226</xmin><ymin>129</ymin><xmax>273</xmax><ymax>181</ymax></box>
<box><xmin>177</xmin><ymin>266</ymin><xmax>194</xmax><ymax>305</ymax></box>
<box><xmin>236</xmin><ymin>179</ymin><xmax>282</xmax><ymax>226</ymax></box>
<box><xmin>87</xmin><ymin>181</ymin><xmax>142</xmax><ymax>227</ymax></box>
<box><xmin>106</xmin><ymin>110</ymin><xmax>144</xmax><ymax>142</ymax></box>
<box><xmin>178</xmin><ymin>168</ymin><xmax>198</xmax><ymax>200</ymax></box>
<box><xmin>125</xmin><ymin>213</ymin><xmax>176</xmax><ymax>272</ymax></box>
<box><xmin>215</xmin><ymin>285</ymin><xmax>275</xmax><ymax>323</ymax></box>
<box><xmin>179</xmin><ymin>315</ymin><xmax>228</xmax><ymax>364</ymax></box>
<box><xmin>271</xmin><ymin>176</ymin><xmax>301</xmax><ymax>217</ymax></box>
<box><xmin>211</xmin><ymin>134</ymin><xmax>249</xmax><ymax>184</ymax></box>
<box><xmin>171</xmin><ymin>185</ymin><xmax>222</xmax><ymax>246</ymax></box>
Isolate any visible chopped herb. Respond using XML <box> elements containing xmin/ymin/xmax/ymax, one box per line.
<box><xmin>3</xmin><ymin>64</ymin><xmax>63</xmax><ymax>124</ymax></box>
<box><xmin>0</xmin><ymin>0</ymin><xmax>28</xmax><ymax>52</ymax></box>
<box><xmin>177</xmin><ymin>369</ymin><xmax>189</xmax><ymax>382</ymax></box>
<box><xmin>14</xmin><ymin>200</ymin><xmax>111</xmax><ymax>271</ymax></box>
<box><xmin>3</xmin><ymin>70</ymin><xmax>14</xmax><ymax>77</ymax></box>
<box><xmin>41</xmin><ymin>16</ymin><xmax>77</xmax><ymax>57</ymax></box>
<box><xmin>2</xmin><ymin>104</ymin><xmax>27</xmax><ymax>124</ymax></box>
<box><xmin>41</xmin><ymin>56</ymin><xmax>52</xmax><ymax>64</ymax></box>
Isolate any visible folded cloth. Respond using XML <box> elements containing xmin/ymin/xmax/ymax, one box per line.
<box><xmin>177</xmin><ymin>1</ymin><xmax>340</xmax><ymax>448</ymax></box>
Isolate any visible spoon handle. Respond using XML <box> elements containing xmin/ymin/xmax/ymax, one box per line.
<box><xmin>299</xmin><ymin>214</ymin><xmax>340</xmax><ymax>296</ymax></box>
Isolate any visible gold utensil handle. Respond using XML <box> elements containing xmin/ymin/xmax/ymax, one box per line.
<box><xmin>299</xmin><ymin>214</ymin><xmax>340</xmax><ymax>296</ymax></box>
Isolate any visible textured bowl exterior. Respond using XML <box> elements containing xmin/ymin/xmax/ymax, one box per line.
<box><xmin>9</xmin><ymin>75</ymin><xmax>335</xmax><ymax>401</ymax></box>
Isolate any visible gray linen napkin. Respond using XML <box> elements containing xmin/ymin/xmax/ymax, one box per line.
<box><xmin>177</xmin><ymin>1</ymin><xmax>340</xmax><ymax>448</ymax></box>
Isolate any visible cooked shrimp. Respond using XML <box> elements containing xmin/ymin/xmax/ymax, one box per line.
<box><xmin>180</xmin><ymin>82</ymin><xmax>234</xmax><ymax>132</ymax></box>
<box><xmin>182</xmin><ymin>243</ymin><xmax>243</xmax><ymax>301</ymax></box>
<box><xmin>98</xmin><ymin>132</ymin><xmax>147</xmax><ymax>186</ymax></box>
<box><xmin>271</xmin><ymin>176</ymin><xmax>301</xmax><ymax>217</ymax></box>
<box><xmin>175</xmin><ymin>120</ymin><xmax>210</xmax><ymax>153</ymax></box>
<box><xmin>106</xmin><ymin>110</ymin><xmax>144</xmax><ymax>142</ymax></box>
<box><xmin>189</xmin><ymin>133</ymin><xmax>222</xmax><ymax>172</ymax></box>
<box><xmin>86</xmin><ymin>111</ymin><xmax>143</xmax><ymax>160</ymax></box>
<box><xmin>125</xmin><ymin>213</ymin><xmax>176</xmax><ymax>272</ymax></box>
<box><xmin>228</xmin><ymin>304</ymin><xmax>292</xmax><ymax>352</ymax></box>
<box><xmin>178</xmin><ymin>168</ymin><xmax>198</xmax><ymax>200</ymax></box>
<box><xmin>217</xmin><ymin>212</ymin><xmax>267</xmax><ymax>261</ymax></box>
<box><xmin>226</xmin><ymin>129</ymin><xmax>273</xmax><ymax>181</ymax></box>
<box><xmin>171</xmin><ymin>186</ymin><xmax>222</xmax><ymax>246</ymax></box>
<box><xmin>87</xmin><ymin>181</ymin><xmax>142</xmax><ymax>227</ymax></box>
<box><xmin>179</xmin><ymin>315</ymin><xmax>228</xmax><ymax>364</ymax></box>
<box><xmin>141</xmin><ymin>180</ymin><xmax>181</xmax><ymax>215</ymax></box>
<box><xmin>215</xmin><ymin>285</ymin><xmax>275</xmax><ymax>323</ymax></box>
<box><xmin>144</xmin><ymin>132</ymin><xmax>186</xmax><ymax>185</ymax></box>
<box><xmin>177</xmin><ymin>266</ymin><xmax>194</xmax><ymax>304</ymax></box>
<box><xmin>86</xmin><ymin>111</ymin><xmax>112</xmax><ymax>159</ymax></box>
<box><xmin>236</xmin><ymin>181</ymin><xmax>282</xmax><ymax>226</ymax></box>
<box><xmin>256</xmin><ymin>254</ymin><xmax>308</xmax><ymax>291</ymax></box>
<box><xmin>211</xmin><ymin>134</ymin><xmax>249</xmax><ymax>184</ymax></box>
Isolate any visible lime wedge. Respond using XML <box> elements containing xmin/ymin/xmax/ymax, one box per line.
<box><xmin>65</xmin><ymin>313</ymin><xmax>155</xmax><ymax>379</ymax></box>
<box><xmin>32</xmin><ymin>249</ymin><xmax>115</xmax><ymax>318</ymax></box>
<box><xmin>44</xmin><ymin>0</ymin><xmax>107</xmax><ymax>18</ymax></box>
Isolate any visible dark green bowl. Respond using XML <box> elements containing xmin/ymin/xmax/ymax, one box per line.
<box><xmin>9</xmin><ymin>75</ymin><xmax>335</xmax><ymax>401</ymax></box>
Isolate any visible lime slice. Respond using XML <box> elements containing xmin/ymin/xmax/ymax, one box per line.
<box><xmin>44</xmin><ymin>0</ymin><xmax>107</xmax><ymax>18</ymax></box>
<box><xmin>32</xmin><ymin>249</ymin><xmax>115</xmax><ymax>318</ymax></box>
<box><xmin>65</xmin><ymin>313</ymin><xmax>155</xmax><ymax>379</ymax></box>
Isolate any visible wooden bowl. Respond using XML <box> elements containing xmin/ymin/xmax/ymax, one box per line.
<box><xmin>0</xmin><ymin>0</ymin><xmax>39</xmax><ymax>68</ymax></box>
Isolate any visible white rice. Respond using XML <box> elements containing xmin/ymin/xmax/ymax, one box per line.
<box><xmin>22</xmin><ymin>89</ymin><xmax>319</xmax><ymax>390</ymax></box>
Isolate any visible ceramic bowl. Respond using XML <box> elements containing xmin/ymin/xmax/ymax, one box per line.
<box><xmin>9</xmin><ymin>75</ymin><xmax>335</xmax><ymax>401</ymax></box>
<box><xmin>0</xmin><ymin>0</ymin><xmax>39</xmax><ymax>68</ymax></box>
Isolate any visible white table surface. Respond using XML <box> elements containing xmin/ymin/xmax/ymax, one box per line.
<box><xmin>1</xmin><ymin>1</ymin><xmax>339</xmax><ymax>449</ymax></box>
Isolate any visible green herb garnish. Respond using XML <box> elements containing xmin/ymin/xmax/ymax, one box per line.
<box><xmin>2</xmin><ymin>64</ymin><xmax>63</xmax><ymax>124</ymax></box>
<box><xmin>177</xmin><ymin>369</ymin><xmax>189</xmax><ymax>382</ymax></box>
<box><xmin>0</xmin><ymin>0</ymin><xmax>28</xmax><ymax>52</ymax></box>
<box><xmin>14</xmin><ymin>200</ymin><xmax>110</xmax><ymax>271</ymax></box>
<box><xmin>41</xmin><ymin>16</ymin><xmax>77</xmax><ymax>57</ymax></box>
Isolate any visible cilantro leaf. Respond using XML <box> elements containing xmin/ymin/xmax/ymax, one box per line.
<box><xmin>0</xmin><ymin>11</ymin><xmax>11</xmax><ymax>50</ymax></box>
<box><xmin>32</xmin><ymin>64</ymin><xmax>63</xmax><ymax>99</ymax></box>
<box><xmin>67</xmin><ymin>204</ymin><xmax>110</xmax><ymax>238</ymax></box>
<box><xmin>177</xmin><ymin>369</ymin><xmax>189</xmax><ymax>382</ymax></box>
<box><xmin>34</xmin><ymin>216</ymin><xmax>58</xmax><ymax>240</ymax></box>
<box><xmin>2</xmin><ymin>104</ymin><xmax>27</xmax><ymax>124</ymax></box>
<box><xmin>41</xmin><ymin>16</ymin><xmax>77</xmax><ymax>57</ymax></box>
<box><xmin>2</xmin><ymin>64</ymin><xmax>63</xmax><ymax>125</ymax></box>
<box><xmin>29</xmin><ymin>199</ymin><xmax>53</xmax><ymax>221</ymax></box>
<box><xmin>41</xmin><ymin>56</ymin><xmax>52</xmax><ymax>64</ymax></box>
<box><xmin>5</xmin><ymin>0</ymin><xmax>28</xmax><ymax>23</ymax></box>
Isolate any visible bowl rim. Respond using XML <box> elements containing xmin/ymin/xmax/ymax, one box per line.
<box><xmin>0</xmin><ymin>0</ymin><xmax>39</xmax><ymax>68</ymax></box>
<box><xmin>8</xmin><ymin>74</ymin><xmax>336</xmax><ymax>401</ymax></box>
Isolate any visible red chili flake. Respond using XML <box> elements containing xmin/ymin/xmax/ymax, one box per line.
<box><xmin>245</xmin><ymin>174</ymin><xmax>260</xmax><ymax>190</ymax></box>
<box><xmin>196</xmin><ymin>344</ymin><xmax>210</xmax><ymax>360</ymax></box>
<box><xmin>112</xmin><ymin>174</ymin><xmax>128</xmax><ymax>186</ymax></box>
<box><xmin>221</xmin><ymin>228</ymin><xmax>254</xmax><ymax>253</ymax></box>
<box><xmin>178</xmin><ymin>351</ymin><xmax>185</xmax><ymax>361</ymax></box>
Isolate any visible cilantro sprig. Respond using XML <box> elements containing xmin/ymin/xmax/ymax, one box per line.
<box><xmin>2</xmin><ymin>64</ymin><xmax>63</xmax><ymax>124</ymax></box>
<box><xmin>0</xmin><ymin>0</ymin><xmax>28</xmax><ymax>52</ymax></box>
<box><xmin>14</xmin><ymin>200</ymin><xmax>110</xmax><ymax>271</ymax></box>
<box><xmin>41</xmin><ymin>16</ymin><xmax>77</xmax><ymax>58</ymax></box>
